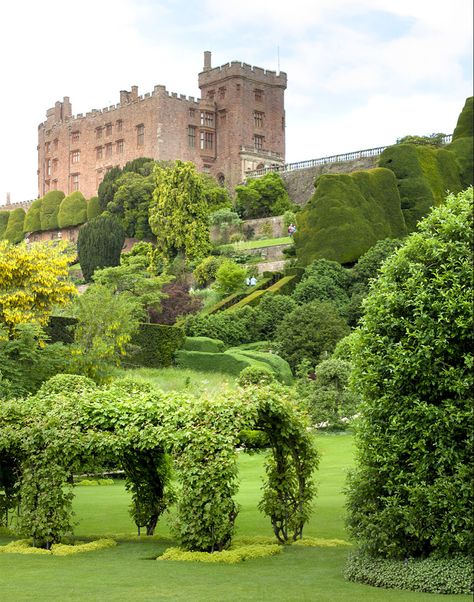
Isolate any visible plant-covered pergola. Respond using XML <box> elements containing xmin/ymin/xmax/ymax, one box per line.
<box><xmin>0</xmin><ymin>375</ymin><xmax>317</xmax><ymax>551</ymax></box>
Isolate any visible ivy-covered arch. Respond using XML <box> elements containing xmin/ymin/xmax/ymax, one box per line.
<box><xmin>0</xmin><ymin>375</ymin><xmax>317</xmax><ymax>552</ymax></box>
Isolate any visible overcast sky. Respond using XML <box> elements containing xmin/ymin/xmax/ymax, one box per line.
<box><xmin>0</xmin><ymin>0</ymin><xmax>472</xmax><ymax>204</ymax></box>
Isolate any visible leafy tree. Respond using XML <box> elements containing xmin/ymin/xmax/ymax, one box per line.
<box><xmin>200</xmin><ymin>174</ymin><xmax>233</xmax><ymax>212</ymax></box>
<box><xmin>346</xmin><ymin>188</ymin><xmax>473</xmax><ymax>559</ymax></box>
<box><xmin>193</xmin><ymin>255</ymin><xmax>225</xmax><ymax>288</ymax></box>
<box><xmin>274</xmin><ymin>301</ymin><xmax>350</xmax><ymax>369</ymax></box>
<box><xmin>253</xmin><ymin>294</ymin><xmax>297</xmax><ymax>340</ymax></box>
<box><xmin>3</xmin><ymin>208</ymin><xmax>26</xmax><ymax>243</ymax></box>
<box><xmin>148</xmin><ymin>281</ymin><xmax>202</xmax><ymax>325</ymax></box>
<box><xmin>149</xmin><ymin>160</ymin><xmax>211</xmax><ymax>261</ymax></box>
<box><xmin>214</xmin><ymin>260</ymin><xmax>247</xmax><ymax>295</ymax></box>
<box><xmin>107</xmin><ymin>171</ymin><xmax>155</xmax><ymax>239</ymax></box>
<box><xmin>236</xmin><ymin>172</ymin><xmax>294</xmax><ymax>219</ymax></box>
<box><xmin>0</xmin><ymin>241</ymin><xmax>76</xmax><ymax>330</ymax></box>
<box><xmin>396</xmin><ymin>132</ymin><xmax>447</xmax><ymax>147</ymax></box>
<box><xmin>98</xmin><ymin>157</ymin><xmax>155</xmax><ymax>213</ymax></box>
<box><xmin>77</xmin><ymin>214</ymin><xmax>125</xmax><ymax>282</ymax></box>
<box><xmin>57</xmin><ymin>191</ymin><xmax>87</xmax><ymax>228</ymax></box>
<box><xmin>39</xmin><ymin>190</ymin><xmax>65</xmax><ymax>231</ymax></box>
<box><xmin>185</xmin><ymin>306</ymin><xmax>259</xmax><ymax>347</ymax></box>
<box><xmin>70</xmin><ymin>283</ymin><xmax>144</xmax><ymax>382</ymax></box>
<box><xmin>293</xmin><ymin>259</ymin><xmax>351</xmax><ymax>312</ymax></box>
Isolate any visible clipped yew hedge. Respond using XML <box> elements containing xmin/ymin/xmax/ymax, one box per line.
<box><xmin>0</xmin><ymin>211</ymin><xmax>9</xmax><ymax>239</ymax></box>
<box><xmin>183</xmin><ymin>336</ymin><xmax>226</xmax><ymax>353</ymax></box>
<box><xmin>40</xmin><ymin>190</ymin><xmax>65</xmax><ymax>231</ymax></box>
<box><xmin>57</xmin><ymin>192</ymin><xmax>88</xmax><ymax>228</ymax></box>
<box><xmin>448</xmin><ymin>96</ymin><xmax>473</xmax><ymax>188</ymax></box>
<box><xmin>23</xmin><ymin>198</ymin><xmax>43</xmax><ymax>233</ymax></box>
<box><xmin>129</xmin><ymin>323</ymin><xmax>185</xmax><ymax>367</ymax></box>
<box><xmin>175</xmin><ymin>349</ymin><xmax>270</xmax><ymax>376</ymax></box>
<box><xmin>295</xmin><ymin>168</ymin><xmax>407</xmax><ymax>265</ymax></box>
<box><xmin>4</xmin><ymin>208</ymin><xmax>26</xmax><ymax>243</ymax></box>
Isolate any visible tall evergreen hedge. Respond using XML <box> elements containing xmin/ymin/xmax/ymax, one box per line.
<box><xmin>4</xmin><ymin>208</ymin><xmax>26</xmax><ymax>244</ymax></box>
<box><xmin>40</xmin><ymin>190</ymin><xmax>65</xmax><ymax>231</ymax></box>
<box><xmin>23</xmin><ymin>198</ymin><xmax>43</xmax><ymax>233</ymax></box>
<box><xmin>57</xmin><ymin>192</ymin><xmax>87</xmax><ymax>228</ymax></box>
<box><xmin>294</xmin><ymin>168</ymin><xmax>407</xmax><ymax>265</ymax></box>
<box><xmin>129</xmin><ymin>323</ymin><xmax>185</xmax><ymax>367</ymax></box>
<box><xmin>86</xmin><ymin>196</ymin><xmax>101</xmax><ymax>220</ymax></box>
<box><xmin>378</xmin><ymin>144</ymin><xmax>462</xmax><ymax>231</ymax></box>
<box><xmin>0</xmin><ymin>211</ymin><xmax>9</xmax><ymax>239</ymax></box>
<box><xmin>77</xmin><ymin>214</ymin><xmax>125</xmax><ymax>282</ymax></box>
<box><xmin>448</xmin><ymin>96</ymin><xmax>473</xmax><ymax>189</ymax></box>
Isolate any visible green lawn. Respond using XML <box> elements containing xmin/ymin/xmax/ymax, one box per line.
<box><xmin>0</xmin><ymin>433</ymin><xmax>469</xmax><ymax>602</ymax></box>
<box><xmin>220</xmin><ymin>236</ymin><xmax>292</xmax><ymax>251</ymax></box>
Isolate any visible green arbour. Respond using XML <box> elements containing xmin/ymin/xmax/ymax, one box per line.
<box><xmin>0</xmin><ymin>375</ymin><xmax>317</xmax><ymax>552</ymax></box>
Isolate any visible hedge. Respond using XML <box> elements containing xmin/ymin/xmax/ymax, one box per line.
<box><xmin>57</xmin><ymin>192</ymin><xmax>88</xmax><ymax>228</ymax></box>
<box><xmin>205</xmin><ymin>277</ymin><xmax>273</xmax><ymax>315</ymax></box>
<box><xmin>345</xmin><ymin>552</ymin><xmax>473</xmax><ymax>595</ymax></box>
<box><xmin>294</xmin><ymin>168</ymin><xmax>408</xmax><ymax>265</ymax></box>
<box><xmin>0</xmin><ymin>211</ymin><xmax>9</xmax><ymax>239</ymax></box>
<box><xmin>128</xmin><ymin>323</ymin><xmax>185</xmax><ymax>367</ymax></box>
<box><xmin>264</xmin><ymin>274</ymin><xmax>297</xmax><ymax>296</ymax></box>
<box><xmin>448</xmin><ymin>96</ymin><xmax>473</xmax><ymax>188</ymax></box>
<box><xmin>229</xmin><ymin>349</ymin><xmax>293</xmax><ymax>384</ymax></box>
<box><xmin>378</xmin><ymin>144</ymin><xmax>462</xmax><ymax>231</ymax></box>
<box><xmin>183</xmin><ymin>336</ymin><xmax>226</xmax><ymax>353</ymax></box>
<box><xmin>87</xmin><ymin>196</ymin><xmax>101</xmax><ymax>220</ymax></box>
<box><xmin>4</xmin><ymin>208</ymin><xmax>26</xmax><ymax>243</ymax></box>
<box><xmin>40</xmin><ymin>190</ymin><xmax>65</xmax><ymax>231</ymax></box>
<box><xmin>227</xmin><ymin>289</ymin><xmax>266</xmax><ymax>311</ymax></box>
<box><xmin>174</xmin><ymin>349</ymin><xmax>270</xmax><ymax>376</ymax></box>
<box><xmin>23</xmin><ymin>198</ymin><xmax>43</xmax><ymax>233</ymax></box>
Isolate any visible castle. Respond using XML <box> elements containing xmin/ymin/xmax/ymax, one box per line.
<box><xmin>37</xmin><ymin>52</ymin><xmax>287</xmax><ymax>199</ymax></box>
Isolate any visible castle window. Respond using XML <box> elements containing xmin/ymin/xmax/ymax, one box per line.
<box><xmin>200</xmin><ymin>131</ymin><xmax>214</xmax><ymax>150</ymax></box>
<box><xmin>188</xmin><ymin>126</ymin><xmax>196</xmax><ymax>148</ymax></box>
<box><xmin>206</xmin><ymin>89</ymin><xmax>215</xmax><ymax>100</ymax></box>
<box><xmin>105</xmin><ymin>143</ymin><xmax>113</xmax><ymax>157</ymax></box>
<box><xmin>96</xmin><ymin>146</ymin><xmax>103</xmax><ymax>160</ymax></box>
<box><xmin>71</xmin><ymin>131</ymin><xmax>80</xmax><ymax>143</ymax></box>
<box><xmin>105</xmin><ymin>123</ymin><xmax>112</xmax><ymax>136</ymax></box>
<box><xmin>116</xmin><ymin>140</ymin><xmax>124</xmax><ymax>154</ymax></box>
<box><xmin>200</xmin><ymin>112</ymin><xmax>214</xmax><ymax>127</ymax></box>
<box><xmin>218</xmin><ymin>87</ymin><xmax>226</xmax><ymax>99</ymax></box>
<box><xmin>45</xmin><ymin>142</ymin><xmax>51</xmax><ymax>155</ymax></box>
<box><xmin>189</xmin><ymin>108</ymin><xmax>196</xmax><ymax>118</ymax></box>
<box><xmin>137</xmin><ymin>124</ymin><xmax>144</xmax><ymax>146</ymax></box>
<box><xmin>96</xmin><ymin>127</ymin><xmax>103</xmax><ymax>139</ymax></box>
<box><xmin>71</xmin><ymin>173</ymin><xmax>80</xmax><ymax>191</ymax></box>
<box><xmin>71</xmin><ymin>150</ymin><xmax>80</xmax><ymax>164</ymax></box>
<box><xmin>254</xmin><ymin>111</ymin><xmax>264</xmax><ymax>127</ymax></box>
<box><xmin>116</xmin><ymin>119</ymin><xmax>123</xmax><ymax>132</ymax></box>
<box><xmin>254</xmin><ymin>135</ymin><xmax>264</xmax><ymax>150</ymax></box>
<box><xmin>46</xmin><ymin>159</ymin><xmax>51</xmax><ymax>176</ymax></box>
<box><xmin>254</xmin><ymin>89</ymin><xmax>263</xmax><ymax>101</ymax></box>
<box><xmin>203</xmin><ymin>164</ymin><xmax>211</xmax><ymax>173</ymax></box>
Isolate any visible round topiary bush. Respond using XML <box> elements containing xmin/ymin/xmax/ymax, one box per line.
<box><xmin>238</xmin><ymin>365</ymin><xmax>275</xmax><ymax>386</ymax></box>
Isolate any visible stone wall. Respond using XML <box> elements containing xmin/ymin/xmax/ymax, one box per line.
<box><xmin>282</xmin><ymin>156</ymin><xmax>378</xmax><ymax>206</ymax></box>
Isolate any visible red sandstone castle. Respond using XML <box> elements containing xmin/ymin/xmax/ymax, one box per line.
<box><xmin>37</xmin><ymin>52</ymin><xmax>287</xmax><ymax>199</ymax></box>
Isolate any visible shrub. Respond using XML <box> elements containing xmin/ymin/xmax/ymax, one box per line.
<box><xmin>274</xmin><ymin>301</ymin><xmax>350</xmax><ymax>369</ymax></box>
<box><xmin>57</xmin><ymin>192</ymin><xmax>87</xmax><ymax>228</ymax></box>
<box><xmin>185</xmin><ymin>307</ymin><xmax>258</xmax><ymax>347</ymax></box>
<box><xmin>3</xmin><ymin>208</ymin><xmax>26</xmax><ymax>243</ymax></box>
<box><xmin>448</xmin><ymin>96</ymin><xmax>473</xmax><ymax>188</ymax></box>
<box><xmin>293</xmin><ymin>259</ymin><xmax>351</xmax><ymax>311</ymax></box>
<box><xmin>236</xmin><ymin>172</ymin><xmax>293</xmax><ymax>219</ymax></box>
<box><xmin>39</xmin><ymin>190</ymin><xmax>65</xmax><ymax>231</ymax></box>
<box><xmin>238</xmin><ymin>365</ymin><xmax>276</xmax><ymax>386</ymax></box>
<box><xmin>214</xmin><ymin>260</ymin><xmax>247</xmax><ymax>295</ymax></box>
<box><xmin>148</xmin><ymin>282</ymin><xmax>202</xmax><ymax>325</ymax></box>
<box><xmin>86</xmin><ymin>196</ymin><xmax>101</xmax><ymax>220</ymax></box>
<box><xmin>345</xmin><ymin>552</ymin><xmax>473</xmax><ymax>595</ymax></box>
<box><xmin>128</xmin><ymin>323</ymin><xmax>185</xmax><ymax>368</ymax></box>
<box><xmin>295</xmin><ymin>168</ymin><xmax>407</xmax><ymax>265</ymax></box>
<box><xmin>234</xmin><ymin>350</ymin><xmax>293</xmax><ymax>384</ymax></box>
<box><xmin>39</xmin><ymin>374</ymin><xmax>96</xmax><ymax>396</ymax></box>
<box><xmin>346</xmin><ymin>189</ymin><xmax>473</xmax><ymax>559</ymax></box>
<box><xmin>0</xmin><ymin>211</ymin><xmax>9</xmax><ymax>239</ymax></box>
<box><xmin>183</xmin><ymin>336</ymin><xmax>226</xmax><ymax>353</ymax></box>
<box><xmin>158</xmin><ymin>543</ymin><xmax>281</xmax><ymax>564</ymax></box>
<box><xmin>193</xmin><ymin>255</ymin><xmax>225</xmax><ymax>288</ymax></box>
<box><xmin>23</xmin><ymin>199</ymin><xmax>42</xmax><ymax>233</ymax></box>
<box><xmin>77</xmin><ymin>214</ymin><xmax>125</xmax><ymax>282</ymax></box>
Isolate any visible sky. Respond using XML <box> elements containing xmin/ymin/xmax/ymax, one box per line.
<box><xmin>0</xmin><ymin>0</ymin><xmax>472</xmax><ymax>204</ymax></box>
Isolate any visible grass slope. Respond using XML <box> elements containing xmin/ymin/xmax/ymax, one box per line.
<box><xmin>0</xmin><ymin>433</ymin><xmax>469</xmax><ymax>602</ymax></box>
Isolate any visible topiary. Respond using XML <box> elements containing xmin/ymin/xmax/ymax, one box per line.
<box><xmin>39</xmin><ymin>190</ymin><xmax>65</xmax><ymax>231</ymax></box>
<box><xmin>3</xmin><ymin>208</ymin><xmax>26</xmax><ymax>243</ymax></box>
<box><xmin>238</xmin><ymin>365</ymin><xmax>276</xmax><ymax>386</ymax></box>
<box><xmin>57</xmin><ymin>192</ymin><xmax>87</xmax><ymax>228</ymax></box>
<box><xmin>0</xmin><ymin>211</ymin><xmax>9</xmax><ymax>239</ymax></box>
<box><xmin>86</xmin><ymin>196</ymin><xmax>101</xmax><ymax>220</ymax></box>
<box><xmin>448</xmin><ymin>96</ymin><xmax>473</xmax><ymax>189</ymax></box>
<box><xmin>23</xmin><ymin>199</ymin><xmax>43</xmax><ymax>233</ymax></box>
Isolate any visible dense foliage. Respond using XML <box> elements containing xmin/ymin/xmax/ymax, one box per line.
<box><xmin>3</xmin><ymin>208</ymin><xmax>26</xmax><ymax>244</ymax></box>
<box><xmin>23</xmin><ymin>198</ymin><xmax>42</xmax><ymax>233</ymax></box>
<box><xmin>57</xmin><ymin>191</ymin><xmax>88</xmax><ymax>229</ymax></box>
<box><xmin>346</xmin><ymin>188</ymin><xmax>473</xmax><ymax>559</ymax></box>
<box><xmin>235</xmin><ymin>173</ymin><xmax>294</xmax><ymax>219</ymax></box>
<box><xmin>448</xmin><ymin>96</ymin><xmax>473</xmax><ymax>188</ymax></box>
<box><xmin>39</xmin><ymin>190</ymin><xmax>65</xmax><ymax>231</ymax></box>
<box><xmin>77</xmin><ymin>214</ymin><xmax>126</xmax><ymax>281</ymax></box>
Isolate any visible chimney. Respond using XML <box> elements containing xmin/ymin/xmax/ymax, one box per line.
<box><xmin>203</xmin><ymin>51</ymin><xmax>212</xmax><ymax>71</ymax></box>
<box><xmin>6</xmin><ymin>192</ymin><xmax>11</xmax><ymax>206</ymax></box>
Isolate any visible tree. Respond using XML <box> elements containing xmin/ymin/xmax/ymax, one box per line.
<box><xmin>98</xmin><ymin>158</ymin><xmax>155</xmax><ymax>213</ymax></box>
<box><xmin>149</xmin><ymin>161</ymin><xmax>211</xmax><ymax>261</ymax></box>
<box><xmin>107</xmin><ymin>171</ymin><xmax>155</xmax><ymax>239</ymax></box>
<box><xmin>235</xmin><ymin>172</ymin><xmax>294</xmax><ymax>219</ymax></box>
<box><xmin>346</xmin><ymin>188</ymin><xmax>473</xmax><ymax>559</ymax></box>
<box><xmin>77</xmin><ymin>214</ymin><xmax>125</xmax><ymax>282</ymax></box>
<box><xmin>293</xmin><ymin>259</ymin><xmax>351</xmax><ymax>312</ymax></box>
<box><xmin>200</xmin><ymin>174</ymin><xmax>232</xmax><ymax>212</ymax></box>
<box><xmin>0</xmin><ymin>241</ymin><xmax>76</xmax><ymax>330</ymax></box>
<box><xmin>70</xmin><ymin>283</ymin><xmax>143</xmax><ymax>382</ymax></box>
<box><xmin>274</xmin><ymin>301</ymin><xmax>350</xmax><ymax>370</ymax></box>
<box><xmin>214</xmin><ymin>260</ymin><xmax>247</xmax><ymax>295</ymax></box>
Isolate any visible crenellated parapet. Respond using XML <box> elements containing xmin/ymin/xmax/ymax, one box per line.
<box><xmin>199</xmin><ymin>60</ymin><xmax>287</xmax><ymax>88</ymax></box>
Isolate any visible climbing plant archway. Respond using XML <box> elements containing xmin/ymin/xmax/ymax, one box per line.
<box><xmin>0</xmin><ymin>375</ymin><xmax>318</xmax><ymax>551</ymax></box>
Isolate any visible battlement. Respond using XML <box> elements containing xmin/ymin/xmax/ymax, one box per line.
<box><xmin>199</xmin><ymin>60</ymin><xmax>287</xmax><ymax>88</ymax></box>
